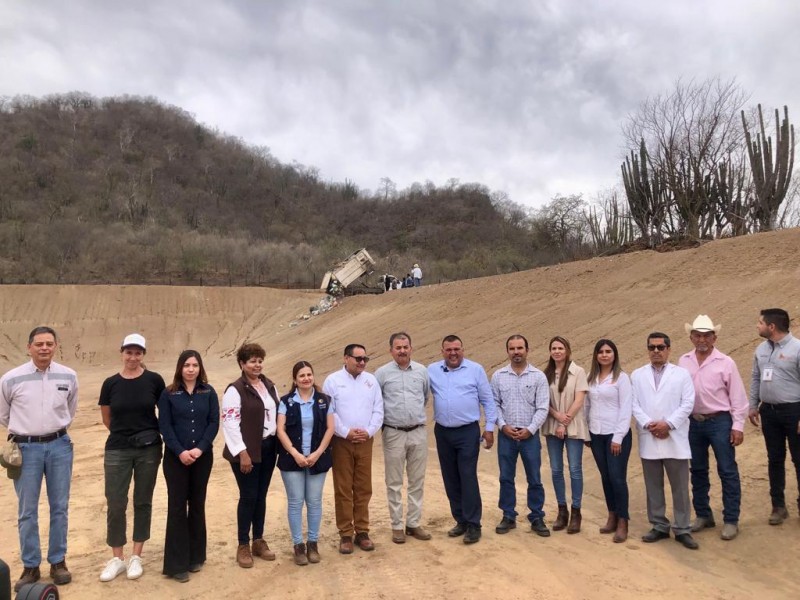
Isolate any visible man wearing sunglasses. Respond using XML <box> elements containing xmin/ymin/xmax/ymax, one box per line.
<box><xmin>323</xmin><ymin>344</ymin><xmax>384</xmax><ymax>554</ymax></box>
<box><xmin>631</xmin><ymin>332</ymin><xmax>698</xmax><ymax>549</ymax></box>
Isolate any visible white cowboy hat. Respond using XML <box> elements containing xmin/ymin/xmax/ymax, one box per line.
<box><xmin>684</xmin><ymin>315</ymin><xmax>721</xmax><ymax>334</ymax></box>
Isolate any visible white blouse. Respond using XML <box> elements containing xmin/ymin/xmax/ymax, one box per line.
<box><xmin>221</xmin><ymin>382</ymin><xmax>277</xmax><ymax>458</ymax></box>
<box><xmin>585</xmin><ymin>371</ymin><xmax>632</xmax><ymax>444</ymax></box>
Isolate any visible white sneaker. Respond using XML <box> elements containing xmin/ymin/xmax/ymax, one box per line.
<box><xmin>127</xmin><ymin>555</ymin><xmax>143</xmax><ymax>580</ymax></box>
<box><xmin>100</xmin><ymin>557</ymin><xmax>127</xmax><ymax>582</ymax></box>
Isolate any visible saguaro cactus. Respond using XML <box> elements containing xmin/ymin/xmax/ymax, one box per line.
<box><xmin>742</xmin><ymin>105</ymin><xmax>795</xmax><ymax>231</ymax></box>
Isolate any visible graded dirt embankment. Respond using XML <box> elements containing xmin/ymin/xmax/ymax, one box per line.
<box><xmin>1</xmin><ymin>229</ymin><xmax>799</xmax><ymax>599</ymax></box>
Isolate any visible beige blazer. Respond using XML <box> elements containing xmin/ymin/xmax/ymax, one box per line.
<box><xmin>542</xmin><ymin>362</ymin><xmax>590</xmax><ymax>441</ymax></box>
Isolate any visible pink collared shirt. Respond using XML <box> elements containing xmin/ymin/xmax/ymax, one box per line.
<box><xmin>678</xmin><ymin>347</ymin><xmax>749</xmax><ymax>432</ymax></box>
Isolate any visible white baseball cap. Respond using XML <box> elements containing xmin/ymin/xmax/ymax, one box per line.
<box><xmin>121</xmin><ymin>333</ymin><xmax>146</xmax><ymax>350</ymax></box>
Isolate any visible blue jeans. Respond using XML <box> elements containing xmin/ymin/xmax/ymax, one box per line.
<box><xmin>281</xmin><ymin>469</ymin><xmax>328</xmax><ymax>544</ymax></box>
<box><xmin>545</xmin><ymin>435</ymin><xmax>584</xmax><ymax>508</ymax></box>
<box><xmin>589</xmin><ymin>431</ymin><xmax>632</xmax><ymax>520</ymax></box>
<box><xmin>14</xmin><ymin>435</ymin><xmax>73</xmax><ymax>567</ymax></box>
<box><xmin>689</xmin><ymin>413</ymin><xmax>741</xmax><ymax>523</ymax></box>
<box><xmin>497</xmin><ymin>431</ymin><xmax>545</xmax><ymax>521</ymax></box>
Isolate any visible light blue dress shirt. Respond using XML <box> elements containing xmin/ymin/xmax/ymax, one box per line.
<box><xmin>428</xmin><ymin>358</ymin><xmax>496</xmax><ymax>431</ymax></box>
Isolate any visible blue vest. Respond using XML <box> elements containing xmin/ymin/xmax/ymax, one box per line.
<box><xmin>276</xmin><ymin>390</ymin><xmax>332</xmax><ymax>474</ymax></box>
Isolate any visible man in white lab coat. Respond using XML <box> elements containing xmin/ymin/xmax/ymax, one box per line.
<box><xmin>631</xmin><ymin>332</ymin><xmax>699</xmax><ymax>550</ymax></box>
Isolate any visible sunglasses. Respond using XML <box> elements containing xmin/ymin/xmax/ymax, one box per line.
<box><xmin>647</xmin><ymin>344</ymin><xmax>668</xmax><ymax>352</ymax></box>
<box><xmin>348</xmin><ymin>355</ymin><xmax>370</xmax><ymax>363</ymax></box>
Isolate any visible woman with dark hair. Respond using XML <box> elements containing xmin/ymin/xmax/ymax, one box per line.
<box><xmin>157</xmin><ymin>350</ymin><xmax>219</xmax><ymax>582</ymax></box>
<box><xmin>541</xmin><ymin>336</ymin><xmax>589</xmax><ymax>534</ymax></box>
<box><xmin>99</xmin><ymin>334</ymin><xmax>166</xmax><ymax>583</ymax></box>
<box><xmin>586</xmin><ymin>339</ymin><xmax>632</xmax><ymax>542</ymax></box>
<box><xmin>276</xmin><ymin>361</ymin><xmax>335</xmax><ymax>565</ymax></box>
<box><xmin>221</xmin><ymin>343</ymin><xmax>279</xmax><ymax>569</ymax></box>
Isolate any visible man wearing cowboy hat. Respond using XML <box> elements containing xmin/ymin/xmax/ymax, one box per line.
<box><xmin>411</xmin><ymin>264</ymin><xmax>422</xmax><ymax>287</ymax></box>
<box><xmin>678</xmin><ymin>315</ymin><xmax>748</xmax><ymax>541</ymax></box>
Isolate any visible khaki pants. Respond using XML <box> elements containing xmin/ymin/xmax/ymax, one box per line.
<box><xmin>332</xmin><ymin>436</ymin><xmax>374</xmax><ymax>537</ymax></box>
<box><xmin>382</xmin><ymin>426</ymin><xmax>428</xmax><ymax>529</ymax></box>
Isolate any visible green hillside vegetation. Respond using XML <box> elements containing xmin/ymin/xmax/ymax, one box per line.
<box><xmin>0</xmin><ymin>93</ymin><xmax>549</xmax><ymax>286</ymax></box>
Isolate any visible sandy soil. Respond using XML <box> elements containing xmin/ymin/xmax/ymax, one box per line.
<box><xmin>2</xmin><ymin>229</ymin><xmax>800</xmax><ymax>599</ymax></box>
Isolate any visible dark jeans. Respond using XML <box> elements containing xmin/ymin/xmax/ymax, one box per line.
<box><xmin>689</xmin><ymin>413</ymin><xmax>741</xmax><ymax>523</ymax></box>
<box><xmin>104</xmin><ymin>444</ymin><xmax>162</xmax><ymax>547</ymax></box>
<box><xmin>589</xmin><ymin>430</ymin><xmax>632</xmax><ymax>520</ymax></box>
<box><xmin>435</xmin><ymin>422</ymin><xmax>482</xmax><ymax>527</ymax></box>
<box><xmin>162</xmin><ymin>449</ymin><xmax>213</xmax><ymax>575</ymax></box>
<box><xmin>497</xmin><ymin>430</ymin><xmax>545</xmax><ymax>521</ymax></box>
<box><xmin>759</xmin><ymin>402</ymin><xmax>800</xmax><ymax>509</ymax></box>
<box><xmin>230</xmin><ymin>436</ymin><xmax>277</xmax><ymax>545</ymax></box>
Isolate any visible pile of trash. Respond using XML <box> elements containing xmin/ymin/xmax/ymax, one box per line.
<box><xmin>289</xmin><ymin>294</ymin><xmax>340</xmax><ymax>328</ymax></box>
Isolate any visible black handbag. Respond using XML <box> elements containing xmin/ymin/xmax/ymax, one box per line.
<box><xmin>128</xmin><ymin>429</ymin><xmax>161</xmax><ymax>448</ymax></box>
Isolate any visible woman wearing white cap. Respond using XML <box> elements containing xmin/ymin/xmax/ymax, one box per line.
<box><xmin>98</xmin><ymin>334</ymin><xmax>166</xmax><ymax>582</ymax></box>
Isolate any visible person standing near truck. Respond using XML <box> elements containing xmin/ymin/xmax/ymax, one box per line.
<box><xmin>412</xmin><ymin>264</ymin><xmax>423</xmax><ymax>287</ymax></box>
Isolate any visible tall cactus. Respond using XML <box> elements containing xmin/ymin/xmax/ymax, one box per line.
<box><xmin>621</xmin><ymin>139</ymin><xmax>667</xmax><ymax>246</ymax></box>
<box><xmin>742</xmin><ymin>105</ymin><xmax>795</xmax><ymax>231</ymax></box>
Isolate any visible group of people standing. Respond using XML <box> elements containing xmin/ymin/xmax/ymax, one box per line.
<box><xmin>2</xmin><ymin>307</ymin><xmax>799</xmax><ymax>593</ymax></box>
<box><xmin>383</xmin><ymin>263</ymin><xmax>423</xmax><ymax>291</ymax></box>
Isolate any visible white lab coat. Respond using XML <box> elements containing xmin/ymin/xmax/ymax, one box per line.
<box><xmin>631</xmin><ymin>363</ymin><xmax>695</xmax><ymax>460</ymax></box>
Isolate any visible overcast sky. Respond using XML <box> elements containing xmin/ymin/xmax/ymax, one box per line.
<box><xmin>1</xmin><ymin>1</ymin><xmax>797</xmax><ymax>207</ymax></box>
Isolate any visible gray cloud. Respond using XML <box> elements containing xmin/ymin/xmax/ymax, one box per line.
<box><xmin>1</xmin><ymin>0</ymin><xmax>798</xmax><ymax>206</ymax></box>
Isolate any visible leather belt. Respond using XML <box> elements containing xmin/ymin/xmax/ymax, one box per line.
<box><xmin>9</xmin><ymin>428</ymin><xmax>68</xmax><ymax>443</ymax></box>
<box><xmin>383</xmin><ymin>423</ymin><xmax>425</xmax><ymax>432</ymax></box>
<box><xmin>691</xmin><ymin>412</ymin><xmax>726</xmax><ymax>422</ymax></box>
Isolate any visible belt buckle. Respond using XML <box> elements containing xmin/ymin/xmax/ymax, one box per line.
<box><xmin>693</xmin><ymin>414</ymin><xmax>707</xmax><ymax>422</ymax></box>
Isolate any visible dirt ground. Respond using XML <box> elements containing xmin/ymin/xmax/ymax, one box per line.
<box><xmin>1</xmin><ymin>228</ymin><xmax>800</xmax><ymax>599</ymax></box>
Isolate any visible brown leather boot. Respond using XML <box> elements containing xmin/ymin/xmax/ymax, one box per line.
<box><xmin>567</xmin><ymin>507</ymin><xmax>582</xmax><ymax>534</ymax></box>
<box><xmin>293</xmin><ymin>543</ymin><xmax>308</xmax><ymax>566</ymax></box>
<box><xmin>306</xmin><ymin>541</ymin><xmax>321</xmax><ymax>563</ymax></box>
<box><xmin>552</xmin><ymin>504</ymin><xmax>569</xmax><ymax>531</ymax></box>
<box><xmin>236</xmin><ymin>544</ymin><xmax>253</xmax><ymax>568</ymax></box>
<box><xmin>251</xmin><ymin>538</ymin><xmax>276</xmax><ymax>561</ymax></box>
<box><xmin>599</xmin><ymin>511</ymin><xmax>617</xmax><ymax>534</ymax></box>
<box><xmin>613</xmin><ymin>518</ymin><xmax>628</xmax><ymax>543</ymax></box>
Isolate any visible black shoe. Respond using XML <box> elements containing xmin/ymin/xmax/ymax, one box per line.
<box><xmin>172</xmin><ymin>572</ymin><xmax>190</xmax><ymax>583</ymax></box>
<box><xmin>447</xmin><ymin>523</ymin><xmax>467</xmax><ymax>537</ymax></box>
<box><xmin>188</xmin><ymin>563</ymin><xmax>204</xmax><ymax>573</ymax></box>
<box><xmin>463</xmin><ymin>525</ymin><xmax>481</xmax><ymax>544</ymax></box>
<box><xmin>674</xmin><ymin>533</ymin><xmax>699</xmax><ymax>550</ymax></box>
<box><xmin>530</xmin><ymin>518</ymin><xmax>551</xmax><ymax>537</ymax></box>
<box><xmin>495</xmin><ymin>516</ymin><xmax>516</xmax><ymax>534</ymax></box>
<box><xmin>641</xmin><ymin>528</ymin><xmax>670</xmax><ymax>543</ymax></box>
